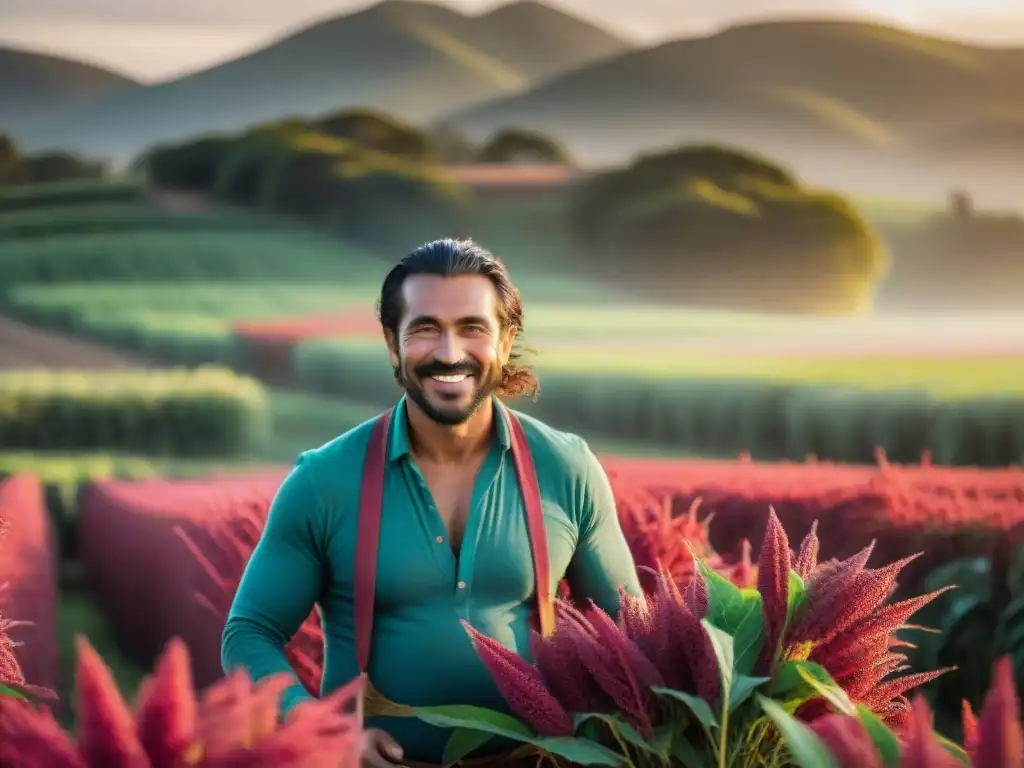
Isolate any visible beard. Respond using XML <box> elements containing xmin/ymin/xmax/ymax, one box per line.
<box><xmin>394</xmin><ymin>353</ymin><xmax>502</xmax><ymax>426</ymax></box>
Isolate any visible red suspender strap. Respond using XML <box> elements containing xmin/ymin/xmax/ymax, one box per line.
<box><xmin>504</xmin><ymin>408</ymin><xmax>556</xmax><ymax>639</ymax></box>
<box><xmin>353</xmin><ymin>404</ymin><xmax>555</xmax><ymax>676</ymax></box>
<box><xmin>354</xmin><ymin>408</ymin><xmax>392</xmax><ymax>675</ymax></box>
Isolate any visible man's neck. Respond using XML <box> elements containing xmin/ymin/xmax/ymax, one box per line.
<box><xmin>406</xmin><ymin>397</ymin><xmax>496</xmax><ymax>464</ymax></box>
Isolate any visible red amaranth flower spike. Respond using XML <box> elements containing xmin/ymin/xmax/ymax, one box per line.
<box><xmin>580</xmin><ymin>601</ymin><xmax>663</xmax><ymax>736</ymax></box>
<box><xmin>970</xmin><ymin>656</ymin><xmax>1023</xmax><ymax>767</ymax></box>
<box><xmin>813</xmin><ymin>588</ymin><xmax>955</xmax><ymax>667</ymax></box>
<box><xmin>900</xmin><ymin>695</ymin><xmax>961</xmax><ymax>767</ymax></box>
<box><xmin>793</xmin><ymin>520</ymin><xmax>820</xmax><ymax>579</ymax></box>
<box><xmin>809</xmin><ymin>714</ymin><xmax>882</xmax><ymax>768</ymax></box>
<box><xmin>787</xmin><ymin>543</ymin><xmax>877</xmax><ymax>646</ymax></box>
<box><xmin>725</xmin><ymin>539</ymin><xmax>756</xmax><ymax>589</ymax></box>
<box><xmin>755</xmin><ymin>507</ymin><xmax>790</xmax><ymax>676</ymax></box>
<box><xmin>530</xmin><ymin>628</ymin><xmax>611</xmax><ymax>715</ymax></box>
<box><xmin>462</xmin><ymin>621</ymin><xmax>573</xmax><ymax>736</ymax></box>
<box><xmin>133</xmin><ymin>637</ymin><xmax>196</xmax><ymax>768</ymax></box>
<box><xmin>617</xmin><ymin>586</ymin><xmax>653</xmax><ymax>643</ymax></box>
<box><xmin>961</xmin><ymin>699</ymin><xmax>978</xmax><ymax>758</ymax></box>
<box><xmin>0</xmin><ymin>697</ymin><xmax>85</xmax><ymax>767</ymax></box>
<box><xmin>74</xmin><ymin>635</ymin><xmax>148</xmax><ymax>768</ymax></box>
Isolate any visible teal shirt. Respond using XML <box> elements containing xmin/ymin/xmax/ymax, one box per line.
<box><xmin>222</xmin><ymin>396</ymin><xmax>642</xmax><ymax>763</ymax></box>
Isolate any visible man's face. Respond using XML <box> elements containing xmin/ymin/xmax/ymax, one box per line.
<box><xmin>386</xmin><ymin>274</ymin><xmax>515</xmax><ymax>426</ymax></box>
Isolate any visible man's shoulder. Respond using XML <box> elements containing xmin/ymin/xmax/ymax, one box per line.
<box><xmin>294</xmin><ymin>411</ymin><xmax>385</xmax><ymax>484</ymax></box>
<box><xmin>506</xmin><ymin>406</ymin><xmax>594</xmax><ymax>480</ymax></box>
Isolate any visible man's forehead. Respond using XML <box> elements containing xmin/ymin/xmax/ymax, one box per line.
<box><xmin>401</xmin><ymin>274</ymin><xmax>498</xmax><ymax>314</ymax></box>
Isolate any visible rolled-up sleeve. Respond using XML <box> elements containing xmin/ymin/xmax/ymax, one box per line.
<box><xmin>221</xmin><ymin>459</ymin><xmax>325</xmax><ymax>714</ymax></box>
<box><xmin>565</xmin><ymin>443</ymin><xmax>642</xmax><ymax>616</ymax></box>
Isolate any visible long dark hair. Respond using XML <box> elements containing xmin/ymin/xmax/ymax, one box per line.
<box><xmin>377</xmin><ymin>238</ymin><xmax>539</xmax><ymax>398</ymax></box>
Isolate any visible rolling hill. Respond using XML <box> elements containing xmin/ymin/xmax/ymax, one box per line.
<box><xmin>0</xmin><ymin>48</ymin><xmax>137</xmax><ymax>137</ymax></box>
<box><xmin>440</xmin><ymin>18</ymin><xmax>1024</xmax><ymax>197</ymax></box>
<box><xmin>14</xmin><ymin>0</ymin><xmax>629</xmax><ymax>162</ymax></box>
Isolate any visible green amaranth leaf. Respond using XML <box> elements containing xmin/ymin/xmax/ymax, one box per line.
<box><xmin>652</xmin><ymin>686</ymin><xmax>718</xmax><ymax>730</ymax></box>
<box><xmin>532</xmin><ymin>737</ymin><xmax>628</xmax><ymax>766</ymax></box>
<box><xmin>416</xmin><ymin>704</ymin><xmax>626</xmax><ymax>766</ymax></box>
<box><xmin>695</xmin><ymin>554</ymin><xmax>759</xmax><ymax>632</ymax></box>
<box><xmin>649</xmin><ymin>722</ymin><xmax>674</xmax><ymax>757</ymax></box>
<box><xmin>416</xmin><ymin>704</ymin><xmax>533</xmax><ymax>740</ymax></box>
<box><xmin>0</xmin><ymin>683</ymin><xmax>27</xmax><ymax>700</ymax></box>
<box><xmin>854</xmin><ymin>705</ymin><xmax>901</xmax><ymax>768</ymax></box>
<box><xmin>731</xmin><ymin>592</ymin><xmax>765</xmax><ymax>678</ymax></box>
<box><xmin>768</xmin><ymin>659</ymin><xmax>842</xmax><ymax>709</ymax></box>
<box><xmin>936</xmin><ymin>732</ymin><xmax>971</xmax><ymax>766</ymax></box>
<box><xmin>785</xmin><ymin>570</ymin><xmax>808</xmax><ymax>628</ymax></box>
<box><xmin>669</xmin><ymin>732</ymin><xmax>705</xmax><ymax>768</ymax></box>
<box><xmin>796</xmin><ymin>664</ymin><xmax>856</xmax><ymax>716</ymax></box>
<box><xmin>442</xmin><ymin>728</ymin><xmax>493</xmax><ymax>765</ymax></box>
<box><xmin>702</xmin><ymin>620</ymin><xmax>736</xmax><ymax>705</ymax></box>
<box><xmin>729</xmin><ymin>674</ymin><xmax>771</xmax><ymax>712</ymax></box>
<box><xmin>758</xmin><ymin>696</ymin><xmax>841</xmax><ymax>768</ymax></box>
<box><xmin>573</xmin><ymin>713</ymin><xmax>663</xmax><ymax>757</ymax></box>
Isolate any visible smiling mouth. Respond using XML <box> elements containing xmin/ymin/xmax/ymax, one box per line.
<box><xmin>430</xmin><ymin>373</ymin><xmax>471</xmax><ymax>383</ymax></box>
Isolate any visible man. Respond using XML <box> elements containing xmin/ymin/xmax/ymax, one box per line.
<box><xmin>222</xmin><ymin>238</ymin><xmax>642</xmax><ymax>767</ymax></box>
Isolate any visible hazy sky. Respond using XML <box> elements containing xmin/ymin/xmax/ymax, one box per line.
<box><xmin>3</xmin><ymin>0</ymin><xmax>1024</xmax><ymax>82</ymax></box>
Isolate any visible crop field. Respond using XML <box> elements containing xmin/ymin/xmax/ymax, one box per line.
<box><xmin>0</xmin><ymin>178</ymin><xmax>1021</xmax><ymax>738</ymax></box>
<box><xmin>7</xmin><ymin>453</ymin><xmax>1023</xmax><ymax>722</ymax></box>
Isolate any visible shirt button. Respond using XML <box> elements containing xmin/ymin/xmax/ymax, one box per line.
<box><xmin>457</xmin><ymin>581</ymin><xmax>466</xmax><ymax>589</ymax></box>
<box><xmin>435</xmin><ymin>536</ymin><xmax>444</xmax><ymax>544</ymax></box>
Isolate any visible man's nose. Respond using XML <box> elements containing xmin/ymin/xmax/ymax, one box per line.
<box><xmin>434</xmin><ymin>330</ymin><xmax>463</xmax><ymax>363</ymax></box>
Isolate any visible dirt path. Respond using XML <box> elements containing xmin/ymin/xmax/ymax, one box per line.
<box><xmin>0</xmin><ymin>316</ymin><xmax>151</xmax><ymax>369</ymax></box>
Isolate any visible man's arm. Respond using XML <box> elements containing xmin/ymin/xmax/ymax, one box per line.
<box><xmin>222</xmin><ymin>459</ymin><xmax>325</xmax><ymax>714</ymax></box>
<box><xmin>565</xmin><ymin>443</ymin><xmax>643</xmax><ymax>617</ymax></box>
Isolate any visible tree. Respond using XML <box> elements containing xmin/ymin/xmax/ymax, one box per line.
<box><xmin>143</xmin><ymin>136</ymin><xmax>236</xmax><ymax>192</ymax></box>
<box><xmin>312</xmin><ymin>108</ymin><xmax>436</xmax><ymax>163</ymax></box>
<box><xmin>258</xmin><ymin>128</ymin><xmax>470</xmax><ymax>251</ymax></box>
<box><xmin>476</xmin><ymin>128</ymin><xmax>573</xmax><ymax>165</ymax></box>
<box><xmin>0</xmin><ymin>135</ymin><xmax>26</xmax><ymax>185</ymax></box>
<box><xmin>431</xmin><ymin>124</ymin><xmax>478</xmax><ymax>165</ymax></box>
<box><xmin>22</xmin><ymin>152</ymin><xmax>105</xmax><ymax>183</ymax></box>
<box><xmin>570</xmin><ymin>143</ymin><xmax>887</xmax><ymax>314</ymax></box>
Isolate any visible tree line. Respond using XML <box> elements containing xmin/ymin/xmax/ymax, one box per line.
<box><xmin>0</xmin><ymin>135</ymin><xmax>106</xmax><ymax>187</ymax></box>
<box><xmin>140</xmin><ymin>108</ymin><xmax>887</xmax><ymax>314</ymax></box>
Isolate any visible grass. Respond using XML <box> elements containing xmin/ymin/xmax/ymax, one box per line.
<box><xmin>534</xmin><ymin>350</ymin><xmax>1024</xmax><ymax>396</ymax></box>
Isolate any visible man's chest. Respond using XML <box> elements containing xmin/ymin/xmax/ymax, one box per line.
<box><xmin>415</xmin><ymin>457</ymin><xmax>486</xmax><ymax>554</ymax></box>
<box><xmin>322</xmin><ymin>462</ymin><xmax>581</xmax><ymax>610</ymax></box>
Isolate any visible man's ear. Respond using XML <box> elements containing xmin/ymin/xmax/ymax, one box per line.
<box><xmin>383</xmin><ymin>328</ymin><xmax>399</xmax><ymax>368</ymax></box>
<box><xmin>497</xmin><ymin>325</ymin><xmax>516</xmax><ymax>366</ymax></box>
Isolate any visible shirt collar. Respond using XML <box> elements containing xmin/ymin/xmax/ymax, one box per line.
<box><xmin>387</xmin><ymin>394</ymin><xmax>512</xmax><ymax>464</ymax></box>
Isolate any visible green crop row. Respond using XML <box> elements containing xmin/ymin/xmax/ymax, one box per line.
<box><xmin>0</xmin><ymin>229</ymin><xmax>383</xmax><ymax>284</ymax></box>
<box><xmin>0</xmin><ymin>367</ymin><xmax>269</xmax><ymax>458</ymax></box>
<box><xmin>7</xmin><ymin>282</ymin><xmax>370</xmax><ymax>321</ymax></box>
<box><xmin>293</xmin><ymin>340</ymin><xmax>1024</xmax><ymax>467</ymax></box>
<box><xmin>0</xmin><ymin>201</ymin><xmax>291</xmax><ymax>239</ymax></box>
<box><xmin>0</xmin><ymin>179</ymin><xmax>141</xmax><ymax>212</ymax></box>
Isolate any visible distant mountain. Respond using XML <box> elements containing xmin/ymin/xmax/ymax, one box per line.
<box><xmin>440</xmin><ymin>19</ymin><xmax>1024</xmax><ymax>197</ymax></box>
<box><xmin>14</xmin><ymin>0</ymin><xmax>629</xmax><ymax>161</ymax></box>
<box><xmin>0</xmin><ymin>47</ymin><xmax>137</xmax><ymax>137</ymax></box>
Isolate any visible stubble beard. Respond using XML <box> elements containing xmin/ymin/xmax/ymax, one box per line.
<box><xmin>394</xmin><ymin>357</ymin><xmax>499</xmax><ymax>426</ymax></box>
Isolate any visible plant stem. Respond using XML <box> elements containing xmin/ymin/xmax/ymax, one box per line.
<box><xmin>718</xmin><ymin>704</ymin><xmax>729</xmax><ymax>768</ymax></box>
